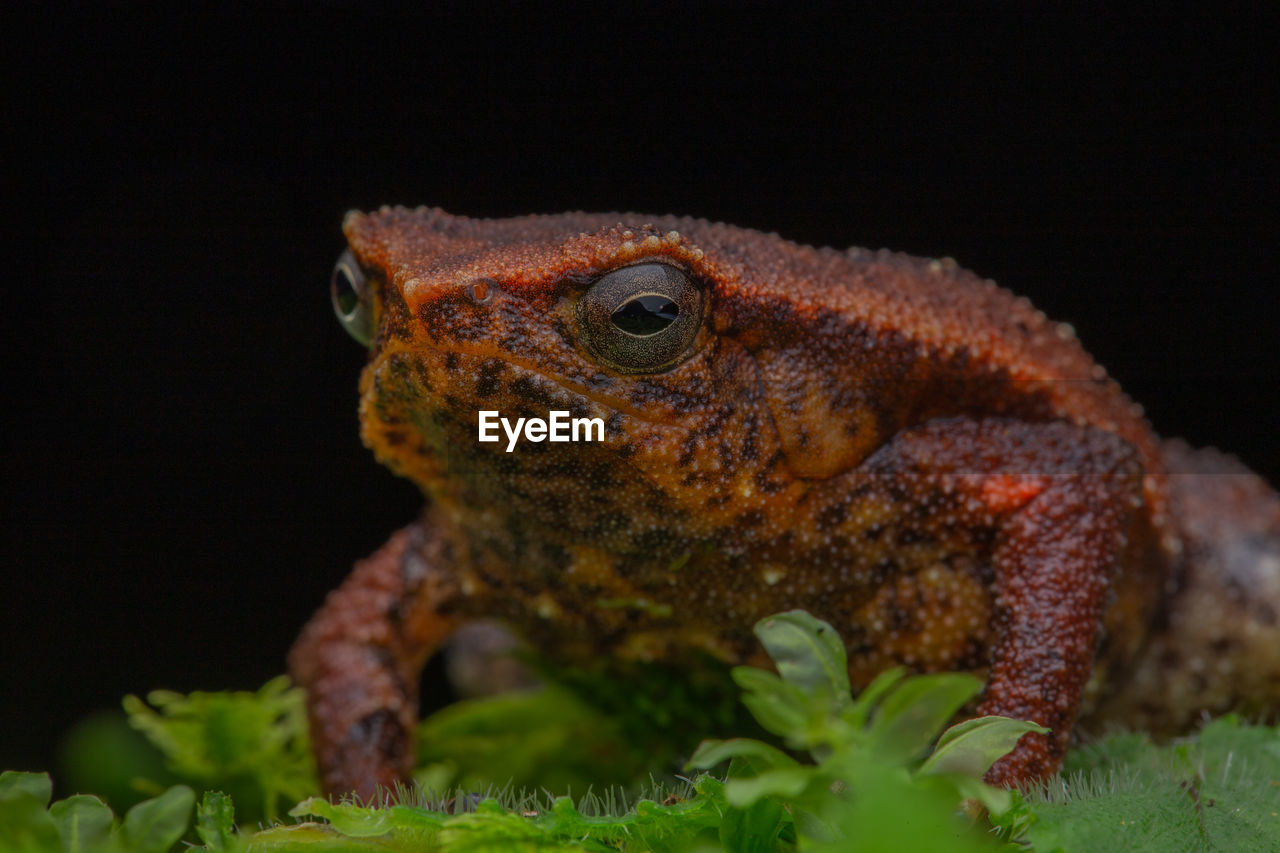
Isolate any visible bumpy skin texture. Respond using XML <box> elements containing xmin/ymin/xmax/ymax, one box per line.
<box><xmin>289</xmin><ymin>207</ymin><xmax>1280</xmax><ymax>799</ymax></box>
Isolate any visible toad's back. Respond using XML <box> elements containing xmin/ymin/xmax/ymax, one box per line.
<box><xmin>347</xmin><ymin>208</ymin><xmax>1162</xmax><ymax>477</ymax></box>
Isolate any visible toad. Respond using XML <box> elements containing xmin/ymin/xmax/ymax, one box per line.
<box><xmin>290</xmin><ymin>207</ymin><xmax>1280</xmax><ymax>799</ymax></box>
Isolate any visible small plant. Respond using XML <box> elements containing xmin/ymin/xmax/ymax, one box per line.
<box><xmin>0</xmin><ymin>770</ymin><xmax>210</xmax><ymax>853</ymax></box>
<box><xmin>15</xmin><ymin>609</ymin><xmax>1277</xmax><ymax>850</ymax></box>
<box><xmin>122</xmin><ymin>676</ymin><xmax>315</xmax><ymax>823</ymax></box>
<box><xmin>684</xmin><ymin>610</ymin><xmax>1042</xmax><ymax>851</ymax></box>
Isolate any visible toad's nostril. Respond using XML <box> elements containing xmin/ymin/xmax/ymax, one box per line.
<box><xmin>467</xmin><ymin>278</ymin><xmax>496</xmax><ymax>304</ymax></box>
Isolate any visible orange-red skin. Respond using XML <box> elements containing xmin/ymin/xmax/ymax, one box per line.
<box><xmin>290</xmin><ymin>207</ymin><xmax>1279</xmax><ymax>799</ymax></box>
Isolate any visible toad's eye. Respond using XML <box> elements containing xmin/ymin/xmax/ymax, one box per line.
<box><xmin>330</xmin><ymin>250</ymin><xmax>377</xmax><ymax>347</ymax></box>
<box><xmin>577</xmin><ymin>262</ymin><xmax>704</xmax><ymax>373</ymax></box>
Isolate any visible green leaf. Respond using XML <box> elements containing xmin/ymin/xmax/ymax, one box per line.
<box><xmin>930</xmin><ymin>772</ymin><xmax>1012</xmax><ymax>817</ymax></box>
<box><xmin>835</xmin><ymin>764</ymin><xmax>1003</xmax><ymax>852</ymax></box>
<box><xmin>0</xmin><ymin>790</ymin><xmax>61</xmax><ymax>853</ymax></box>
<box><xmin>686</xmin><ymin>737</ymin><xmax>799</xmax><ymax>773</ymax></box>
<box><xmin>49</xmin><ymin>795</ymin><xmax>114</xmax><ymax>852</ymax></box>
<box><xmin>121</xmin><ymin>785</ymin><xmax>195</xmax><ymax>853</ymax></box>
<box><xmin>724</xmin><ymin>767</ymin><xmax>814</xmax><ymax>807</ymax></box>
<box><xmin>867</xmin><ymin>672</ymin><xmax>983</xmax><ymax>763</ymax></box>
<box><xmin>752</xmin><ymin>611</ymin><xmax>850</xmax><ymax>699</ymax></box>
<box><xmin>730</xmin><ymin>666</ymin><xmax>810</xmax><ymax>738</ymax></box>
<box><xmin>718</xmin><ymin>793</ymin><xmax>788</xmax><ymax>853</ymax></box>
<box><xmin>721</xmin><ymin>753</ymin><xmax>798</xmax><ymax>850</ymax></box>
<box><xmin>843</xmin><ymin>666</ymin><xmax>907</xmax><ymax>729</ymax></box>
<box><xmin>690</xmin><ymin>741</ymin><xmax>803</xmax><ymax>851</ymax></box>
<box><xmin>792</xmin><ymin>806</ymin><xmax>842</xmax><ymax>847</ymax></box>
<box><xmin>289</xmin><ymin>798</ymin><xmax>398</xmax><ymax>837</ymax></box>
<box><xmin>195</xmin><ymin>791</ymin><xmax>237</xmax><ymax>851</ymax></box>
<box><xmin>921</xmin><ymin>715</ymin><xmax>1048</xmax><ymax>777</ymax></box>
<box><xmin>0</xmin><ymin>771</ymin><xmax>53</xmax><ymax>807</ymax></box>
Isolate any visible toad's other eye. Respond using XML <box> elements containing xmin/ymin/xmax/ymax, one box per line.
<box><xmin>331</xmin><ymin>250</ymin><xmax>377</xmax><ymax>347</ymax></box>
<box><xmin>577</xmin><ymin>262</ymin><xmax>704</xmax><ymax>373</ymax></box>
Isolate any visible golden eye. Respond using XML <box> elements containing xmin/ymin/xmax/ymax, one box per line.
<box><xmin>330</xmin><ymin>250</ymin><xmax>377</xmax><ymax>347</ymax></box>
<box><xmin>576</xmin><ymin>262</ymin><xmax>704</xmax><ymax>373</ymax></box>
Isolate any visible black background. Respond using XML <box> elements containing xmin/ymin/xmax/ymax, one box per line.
<box><xmin>6</xmin><ymin>6</ymin><xmax>1278</xmax><ymax>778</ymax></box>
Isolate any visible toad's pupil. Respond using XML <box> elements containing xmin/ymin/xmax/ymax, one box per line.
<box><xmin>610</xmin><ymin>294</ymin><xmax>680</xmax><ymax>336</ymax></box>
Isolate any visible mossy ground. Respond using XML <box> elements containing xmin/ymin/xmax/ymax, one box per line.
<box><xmin>7</xmin><ymin>612</ymin><xmax>1279</xmax><ymax>852</ymax></box>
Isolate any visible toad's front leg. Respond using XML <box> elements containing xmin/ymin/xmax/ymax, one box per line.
<box><xmin>860</xmin><ymin>418</ymin><xmax>1147</xmax><ymax>785</ymax></box>
<box><xmin>288</xmin><ymin>523</ymin><xmax>464</xmax><ymax>799</ymax></box>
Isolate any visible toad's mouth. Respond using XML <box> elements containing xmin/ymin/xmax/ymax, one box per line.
<box><xmin>387</xmin><ymin>339</ymin><xmax>684</xmax><ymax>427</ymax></box>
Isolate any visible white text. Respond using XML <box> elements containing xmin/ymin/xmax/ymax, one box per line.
<box><xmin>477</xmin><ymin>410</ymin><xmax>606</xmax><ymax>452</ymax></box>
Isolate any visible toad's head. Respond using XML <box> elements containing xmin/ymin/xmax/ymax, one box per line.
<box><xmin>333</xmin><ymin>206</ymin><xmax>899</xmax><ymax>556</ymax></box>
